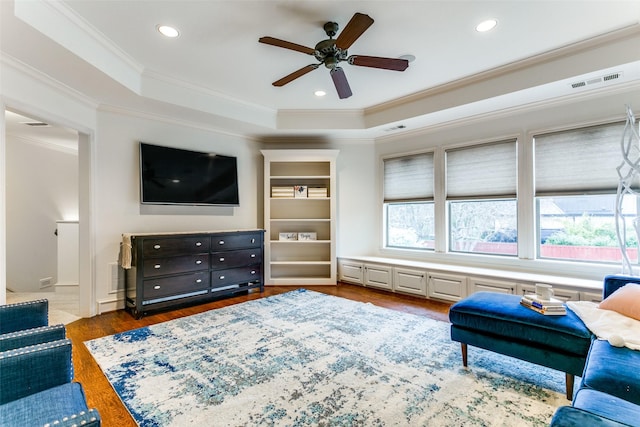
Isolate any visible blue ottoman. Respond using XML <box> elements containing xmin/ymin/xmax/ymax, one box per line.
<box><xmin>449</xmin><ymin>291</ymin><xmax>592</xmax><ymax>399</ymax></box>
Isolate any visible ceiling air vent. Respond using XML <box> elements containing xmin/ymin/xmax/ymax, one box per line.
<box><xmin>571</xmin><ymin>81</ymin><xmax>586</xmax><ymax>89</ymax></box>
<box><xmin>22</xmin><ymin>121</ymin><xmax>50</xmax><ymax>127</ymax></box>
<box><xmin>384</xmin><ymin>124</ymin><xmax>407</xmax><ymax>132</ymax></box>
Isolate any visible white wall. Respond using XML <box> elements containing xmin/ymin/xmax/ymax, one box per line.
<box><xmin>5</xmin><ymin>137</ymin><xmax>78</xmax><ymax>292</ymax></box>
<box><xmin>93</xmin><ymin>110</ymin><xmax>261</xmax><ymax>312</ymax></box>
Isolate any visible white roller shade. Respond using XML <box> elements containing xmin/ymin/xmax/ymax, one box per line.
<box><xmin>446</xmin><ymin>139</ymin><xmax>517</xmax><ymax>199</ymax></box>
<box><xmin>383</xmin><ymin>152</ymin><xmax>434</xmax><ymax>202</ymax></box>
<box><xmin>535</xmin><ymin>121</ymin><xmax>637</xmax><ymax>195</ymax></box>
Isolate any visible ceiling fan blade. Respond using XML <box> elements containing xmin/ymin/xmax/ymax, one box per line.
<box><xmin>259</xmin><ymin>36</ymin><xmax>315</xmax><ymax>55</ymax></box>
<box><xmin>272</xmin><ymin>64</ymin><xmax>320</xmax><ymax>87</ymax></box>
<box><xmin>330</xmin><ymin>67</ymin><xmax>352</xmax><ymax>99</ymax></box>
<box><xmin>348</xmin><ymin>55</ymin><xmax>409</xmax><ymax>71</ymax></box>
<box><xmin>335</xmin><ymin>13</ymin><xmax>374</xmax><ymax>50</ymax></box>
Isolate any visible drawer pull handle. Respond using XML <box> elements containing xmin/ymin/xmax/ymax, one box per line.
<box><xmin>153</xmin><ymin>244</ymin><xmax>161</xmax><ymax>250</ymax></box>
<box><xmin>195</xmin><ymin>241</ymin><xmax>202</xmax><ymax>246</ymax></box>
<box><xmin>251</xmin><ymin>238</ymin><xmax>255</xmax><ymax>243</ymax></box>
<box><xmin>219</xmin><ymin>240</ymin><xmax>225</xmax><ymax>245</ymax></box>
<box><xmin>196</xmin><ymin>279</ymin><xmax>202</xmax><ymax>283</ymax></box>
<box><xmin>250</xmin><ymin>254</ymin><xmax>256</xmax><ymax>258</ymax></box>
<box><xmin>219</xmin><ymin>257</ymin><xmax>225</xmax><ymax>262</ymax></box>
<box><xmin>219</xmin><ymin>275</ymin><xmax>225</xmax><ymax>280</ymax></box>
<box><xmin>154</xmin><ymin>264</ymin><xmax>161</xmax><ymax>269</ymax></box>
<box><xmin>195</xmin><ymin>260</ymin><xmax>202</xmax><ymax>265</ymax></box>
<box><xmin>251</xmin><ymin>270</ymin><xmax>256</xmax><ymax>274</ymax></box>
<box><xmin>153</xmin><ymin>285</ymin><xmax>161</xmax><ymax>290</ymax></box>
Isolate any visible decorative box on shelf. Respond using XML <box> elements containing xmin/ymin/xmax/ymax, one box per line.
<box><xmin>308</xmin><ymin>187</ymin><xmax>328</xmax><ymax>198</ymax></box>
<box><xmin>279</xmin><ymin>232</ymin><xmax>298</xmax><ymax>241</ymax></box>
<box><xmin>294</xmin><ymin>185</ymin><xmax>308</xmax><ymax>198</ymax></box>
<box><xmin>272</xmin><ymin>186</ymin><xmax>294</xmax><ymax>198</ymax></box>
<box><xmin>298</xmin><ymin>232</ymin><xmax>317</xmax><ymax>241</ymax></box>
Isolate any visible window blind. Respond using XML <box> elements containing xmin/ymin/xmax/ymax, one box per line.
<box><xmin>383</xmin><ymin>152</ymin><xmax>434</xmax><ymax>202</ymax></box>
<box><xmin>535</xmin><ymin>121</ymin><xmax>638</xmax><ymax>195</ymax></box>
<box><xmin>446</xmin><ymin>139</ymin><xmax>517</xmax><ymax>199</ymax></box>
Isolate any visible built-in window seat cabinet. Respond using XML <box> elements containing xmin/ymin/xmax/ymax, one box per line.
<box><xmin>338</xmin><ymin>256</ymin><xmax>603</xmax><ymax>303</ymax></box>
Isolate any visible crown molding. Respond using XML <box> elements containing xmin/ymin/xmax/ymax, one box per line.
<box><xmin>1</xmin><ymin>54</ymin><xmax>99</xmax><ymax>112</ymax></box>
<box><xmin>14</xmin><ymin>0</ymin><xmax>143</xmax><ymax>93</ymax></box>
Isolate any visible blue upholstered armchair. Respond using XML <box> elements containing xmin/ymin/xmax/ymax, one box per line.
<box><xmin>0</xmin><ymin>299</ymin><xmax>49</xmax><ymax>333</ymax></box>
<box><xmin>0</xmin><ymin>300</ymin><xmax>101</xmax><ymax>426</ymax></box>
<box><xmin>0</xmin><ymin>299</ymin><xmax>66</xmax><ymax>351</ymax></box>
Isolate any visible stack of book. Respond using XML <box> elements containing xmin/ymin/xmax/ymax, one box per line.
<box><xmin>308</xmin><ymin>187</ymin><xmax>328</xmax><ymax>198</ymax></box>
<box><xmin>272</xmin><ymin>186</ymin><xmax>294</xmax><ymax>198</ymax></box>
<box><xmin>520</xmin><ymin>294</ymin><xmax>567</xmax><ymax>315</ymax></box>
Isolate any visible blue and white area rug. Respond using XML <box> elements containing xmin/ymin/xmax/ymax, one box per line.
<box><xmin>86</xmin><ymin>290</ymin><xmax>565</xmax><ymax>426</ymax></box>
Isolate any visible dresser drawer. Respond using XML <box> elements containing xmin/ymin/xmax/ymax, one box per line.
<box><xmin>211</xmin><ymin>233</ymin><xmax>262</xmax><ymax>251</ymax></box>
<box><xmin>143</xmin><ymin>272</ymin><xmax>210</xmax><ymax>300</ymax></box>
<box><xmin>211</xmin><ymin>265</ymin><xmax>261</xmax><ymax>288</ymax></box>
<box><xmin>142</xmin><ymin>236</ymin><xmax>210</xmax><ymax>258</ymax></box>
<box><xmin>143</xmin><ymin>254</ymin><xmax>209</xmax><ymax>277</ymax></box>
<box><xmin>211</xmin><ymin>248</ymin><xmax>261</xmax><ymax>270</ymax></box>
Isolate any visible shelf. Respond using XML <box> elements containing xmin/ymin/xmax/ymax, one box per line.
<box><xmin>262</xmin><ymin>149</ymin><xmax>338</xmax><ymax>286</ymax></box>
<box><xmin>270</xmin><ymin>240</ymin><xmax>331</xmax><ymax>243</ymax></box>
<box><xmin>270</xmin><ymin>175</ymin><xmax>331</xmax><ymax>180</ymax></box>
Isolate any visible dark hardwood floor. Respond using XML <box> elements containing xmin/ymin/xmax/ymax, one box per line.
<box><xmin>66</xmin><ymin>283</ymin><xmax>452</xmax><ymax>426</ymax></box>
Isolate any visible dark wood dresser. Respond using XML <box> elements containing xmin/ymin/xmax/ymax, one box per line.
<box><xmin>124</xmin><ymin>229</ymin><xmax>264</xmax><ymax>318</ymax></box>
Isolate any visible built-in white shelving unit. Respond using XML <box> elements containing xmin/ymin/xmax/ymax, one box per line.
<box><xmin>262</xmin><ymin>149</ymin><xmax>338</xmax><ymax>285</ymax></box>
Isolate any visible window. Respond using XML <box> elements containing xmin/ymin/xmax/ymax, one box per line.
<box><xmin>383</xmin><ymin>153</ymin><xmax>434</xmax><ymax>250</ymax></box>
<box><xmin>535</xmin><ymin>121</ymin><xmax>639</xmax><ymax>263</ymax></box>
<box><xmin>446</xmin><ymin>140</ymin><xmax>517</xmax><ymax>256</ymax></box>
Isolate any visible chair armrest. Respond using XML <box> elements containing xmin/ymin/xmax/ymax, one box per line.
<box><xmin>46</xmin><ymin>408</ymin><xmax>102</xmax><ymax>427</ymax></box>
<box><xmin>603</xmin><ymin>275</ymin><xmax>640</xmax><ymax>299</ymax></box>
<box><xmin>0</xmin><ymin>324</ymin><xmax>66</xmax><ymax>352</ymax></box>
<box><xmin>0</xmin><ymin>299</ymin><xmax>48</xmax><ymax>334</ymax></box>
<box><xmin>0</xmin><ymin>339</ymin><xmax>73</xmax><ymax>404</ymax></box>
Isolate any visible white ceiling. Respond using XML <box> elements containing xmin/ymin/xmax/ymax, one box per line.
<box><xmin>2</xmin><ymin>0</ymin><xmax>640</xmax><ymax>143</ymax></box>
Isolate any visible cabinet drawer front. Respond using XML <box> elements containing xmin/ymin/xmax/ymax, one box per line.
<box><xmin>143</xmin><ymin>272</ymin><xmax>210</xmax><ymax>299</ymax></box>
<box><xmin>211</xmin><ymin>248</ymin><xmax>262</xmax><ymax>269</ymax></box>
<box><xmin>211</xmin><ymin>266</ymin><xmax>261</xmax><ymax>288</ymax></box>
<box><xmin>143</xmin><ymin>254</ymin><xmax>209</xmax><ymax>277</ymax></box>
<box><xmin>143</xmin><ymin>237</ymin><xmax>210</xmax><ymax>257</ymax></box>
<box><xmin>211</xmin><ymin>233</ymin><xmax>262</xmax><ymax>251</ymax></box>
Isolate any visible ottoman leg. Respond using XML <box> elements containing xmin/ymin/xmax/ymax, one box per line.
<box><xmin>461</xmin><ymin>343</ymin><xmax>468</xmax><ymax>367</ymax></box>
<box><xmin>565</xmin><ymin>373</ymin><xmax>574</xmax><ymax>400</ymax></box>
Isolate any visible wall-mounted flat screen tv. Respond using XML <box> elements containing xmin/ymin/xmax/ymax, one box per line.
<box><xmin>139</xmin><ymin>142</ymin><xmax>239</xmax><ymax>206</ymax></box>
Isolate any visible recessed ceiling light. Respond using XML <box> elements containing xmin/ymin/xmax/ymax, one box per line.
<box><xmin>314</xmin><ymin>90</ymin><xmax>326</xmax><ymax>97</ymax></box>
<box><xmin>157</xmin><ymin>25</ymin><xmax>180</xmax><ymax>38</ymax></box>
<box><xmin>476</xmin><ymin>19</ymin><xmax>498</xmax><ymax>33</ymax></box>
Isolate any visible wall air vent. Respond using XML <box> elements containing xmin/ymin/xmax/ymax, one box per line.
<box><xmin>570</xmin><ymin>71</ymin><xmax>622</xmax><ymax>89</ymax></box>
<box><xmin>603</xmin><ymin>72</ymin><xmax>620</xmax><ymax>81</ymax></box>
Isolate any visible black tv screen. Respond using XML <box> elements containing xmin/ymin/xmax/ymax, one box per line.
<box><xmin>139</xmin><ymin>142</ymin><xmax>239</xmax><ymax>206</ymax></box>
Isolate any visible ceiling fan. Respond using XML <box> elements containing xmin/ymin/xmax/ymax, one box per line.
<box><xmin>259</xmin><ymin>12</ymin><xmax>409</xmax><ymax>99</ymax></box>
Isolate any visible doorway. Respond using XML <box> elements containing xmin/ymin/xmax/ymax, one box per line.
<box><xmin>4</xmin><ymin>109</ymin><xmax>80</xmax><ymax>322</ymax></box>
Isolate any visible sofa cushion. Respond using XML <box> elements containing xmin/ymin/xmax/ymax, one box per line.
<box><xmin>449</xmin><ymin>292</ymin><xmax>592</xmax><ymax>355</ymax></box>
<box><xmin>550</xmin><ymin>405</ymin><xmax>634</xmax><ymax>427</ymax></box>
<box><xmin>572</xmin><ymin>388</ymin><xmax>640</xmax><ymax>426</ymax></box>
<box><xmin>581</xmin><ymin>340</ymin><xmax>640</xmax><ymax>406</ymax></box>
<box><xmin>599</xmin><ymin>283</ymin><xmax>640</xmax><ymax>321</ymax></box>
<box><xmin>0</xmin><ymin>382</ymin><xmax>89</xmax><ymax>425</ymax></box>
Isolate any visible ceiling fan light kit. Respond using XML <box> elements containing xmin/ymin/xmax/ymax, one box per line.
<box><xmin>259</xmin><ymin>12</ymin><xmax>409</xmax><ymax>99</ymax></box>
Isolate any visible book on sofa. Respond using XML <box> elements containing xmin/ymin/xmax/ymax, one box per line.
<box><xmin>520</xmin><ymin>294</ymin><xmax>567</xmax><ymax>315</ymax></box>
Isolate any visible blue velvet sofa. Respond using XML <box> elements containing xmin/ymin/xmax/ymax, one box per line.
<box><xmin>0</xmin><ymin>299</ymin><xmax>101</xmax><ymax>426</ymax></box>
<box><xmin>550</xmin><ymin>275</ymin><xmax>640</xmax><ymax>426</ymax></box>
